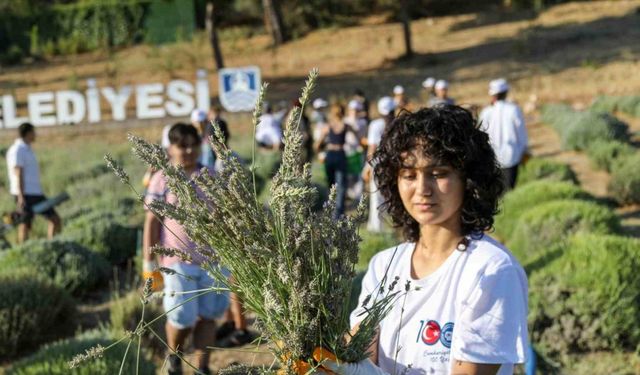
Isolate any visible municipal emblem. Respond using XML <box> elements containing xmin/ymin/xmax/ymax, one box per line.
<box><xmin>218</xmin><ymin>66</ymin><xmax>261</xmax><ymax>112</ymax></box>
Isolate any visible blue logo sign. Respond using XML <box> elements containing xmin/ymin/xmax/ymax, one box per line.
<box><xmin>440</xmin><ymin>322</ymin><xmax>454</xmax><ymax>348</ymax></box>
<box><xmin>218</xmin><ymin>66</ymin><xmax>261</xmax><ymax>112</ymax></box>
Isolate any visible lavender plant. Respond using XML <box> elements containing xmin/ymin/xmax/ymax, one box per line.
<box><xmin>107</xmin><ymin>69</ymin><xmax>399</xmax><ymax>374</ymax></box>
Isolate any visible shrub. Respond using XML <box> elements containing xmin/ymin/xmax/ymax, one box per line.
<box><xmin>609</xmin><ymin>153</ymin><xmax>640</xmax><ymax>205</ymax></box>
<box><xmin>516</xmin><ymin>158</ymin><xmax>578</xmax><ymax>186</ymax></box>
<box><xmin>508</xmin><ymin>200</ymin><xmax>620</xmax><ymax>266</ymax></box>
<box><xmin>0</xmin><ymin>239</ymin><xmax>110</xmax><ymax>297</ymax></box>
<box><xmin>6</xmin><ymin>328</ymin><xmax>156</xmax><ymax>374</ymax></box>
<box><xmin>63</xmin><ymin>211</ymin><xmax>138</xmax><ymax>264</ymax></box>
<box><xmin>0</xmin><ymin>271</ymin><xmax>76</xmax><ymax>359</ymax></box>
<box><xmin>592</xmin><ymin>95</ymin><xmax>640</xmax><ymax>118</ymax></box>
<box><xmin>529</xmin><ymin>234</ymin><xmax>640</xmax><ymax>363</ymax></box>
<box><xmin>495</xmin><ymin>181</ymin><xmax>593</xmax><ymax>241</ymax></box>
<box><xmin>586</xmin><ymin>139</ymin><xmax>635</xmax><ymax>172</ymax></box>
<box><xmin>109</xmin><ymin>291</ymin><xmax>166</xmax><ymax>357</ymax></box>
<box><xmin>540</xmin><ymin>104</ymin><xmax>628</xmax><ymax>150</ymax></box>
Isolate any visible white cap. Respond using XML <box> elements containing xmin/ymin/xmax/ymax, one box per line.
<box><xmin>377</xmin><ymin>96</ymin><xmax>396</xmax><ymax>116</ymax></box>
<box><xmin>348</xmin><ymin>99</ymin><xmax>364</xmax><ymax>111</ymax></box>
<box><xmin>422</xmin><ymin>77</ymin><xmax>436</xmax><ymax>88</ymax></box>
<box><xmin>393</xmin><ymin>85</ymin><xmax>404</xmax><ymax>95</ymax></box>
<box><xmin>312</xmin><ymin>98</ymin><xmax>328</xmax><ymax>109</ymax></box>
<box><xmin>435</xmin><ymin>80</ymin><xmax>448</xmax><ymax>90</ymax></box>
<box><xmin>489</xmin><ymin>78</ymin><xmax>509</xmax><ymax>96</ymax></box>
<box><xmin>190</xmin><ymin>109</ymin><xmax>207</xmax><ymax>123</ymax></box>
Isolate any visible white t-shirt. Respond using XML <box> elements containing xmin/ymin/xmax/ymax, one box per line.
<box><xmin>6</xmin><ymin>138</ymin><xmax>43</xmax><ymax>196</ymax></box>
<box><xmin>255</xmin><ymin>114</ymin><xmax>282</xmax><ymax>147</ymax></box>
<box><xmin>479</xmin><ymin>101</ymin><xmax>528</xmax><ymax>168</ymax></box>
<box><xmin>351</xmin><ymin>235</ymin><xmax>528</xmax><ymax>375</ymax></box>
<box><xmin>368</xmin><ymin>118</ymin><xmax>386</xmax><ymax>147</ymax></box>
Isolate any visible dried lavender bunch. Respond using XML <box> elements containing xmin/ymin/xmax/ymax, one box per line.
<box><xmin>123</xmin><ymin>69</ymin><xmax>398</xmax><ymax>373</ymax></box>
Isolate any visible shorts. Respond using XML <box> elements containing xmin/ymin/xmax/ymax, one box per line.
<box><xmin>13</xmin><ymin>195</ymin><xmax>58</xmax><ymax>225</ymax></box>
<box><xmin>163</xmin><ymin>262</ymin><xmax>230</xmax><ymax>329</ymax></box>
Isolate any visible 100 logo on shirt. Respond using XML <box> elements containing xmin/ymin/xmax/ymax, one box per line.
<box><xmin>416</xmin><ymin>320</ymin><xmax>454</xmax><ymax>348</ymax></box>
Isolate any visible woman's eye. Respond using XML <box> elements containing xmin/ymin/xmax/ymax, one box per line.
<box><xmin>401</xmin><ymin>172</ymin><xmax>416</xmax><ymax>180</ymax></box>
<box><xmin>432</xmin><ymin>172</ymin><xmax>448</xmax><ymax>178</ymax></box>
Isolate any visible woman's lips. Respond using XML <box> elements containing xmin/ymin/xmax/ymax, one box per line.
<box><xmin>414</xmin><ymin>203</ymin><xmax>437</xmax><ymax>210</ymax></box>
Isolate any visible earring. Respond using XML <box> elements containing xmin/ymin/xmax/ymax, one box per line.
<box><xmin>456</xmin><ymin>237</ymin><xmax>469</xmax><ymax>251</ymax></box>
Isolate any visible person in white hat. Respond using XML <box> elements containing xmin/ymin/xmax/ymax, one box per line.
<box><xmin>255</xmin><ymin>101</ymin><xmax>283</xmax><ymax>150</ymax></box>
<box><xmin>392</xmin><ymin>85</ymin><xmax>408</xmax><ymax>112</ymax></box>
<box><xmin>422</xmin><ymin>77</ymin><xmax>436</xmax><ymax>104</ymax></box>
<box><xmin>428</xmin><ymin>79</ymin><xmax>455</xmax><ymax>107</ymax></box>
<box><xmin>362</xmin><ymin>96</ymin><xmax>396</xmax><ymax>232</ymax></box>
<box><xmin>479</xmin><ymin>78</ymin><xmax>528</xmax><ymax>189</ymax></box>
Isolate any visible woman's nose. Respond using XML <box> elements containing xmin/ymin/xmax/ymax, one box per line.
<box><xmin>416</xmin><ymin>174</ymin><xmax>433</xmax><ymax>197</ymax></box>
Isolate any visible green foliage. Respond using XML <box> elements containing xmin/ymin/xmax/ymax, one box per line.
<box><xmin>540</xmin><ymin>104</ymin><xmax>628</xmax><ymax>151</ymax></box>
<box><xmin>357</xmin><ymin>231</ymin><xmax>399</xmax><ymax>271</ymax></box>
<box><xmin>508</xmin><ymin>200</ymin><xmax>620</xmax><ymax>266</ymax></box>
<box><xmin>586</xmin><ymin>139</ymin><xmax>635</xmax><ymax>172</ymax></box>
<box><xmin>0</xmin><ymin>270</ymin><xmax>76</xmax><ymax>359</ymax></box>
<box><xmin>144</xmin><ymin>0</ymin><xmax>194</xmax><ymax>44</ymax></box>
<box><xmin>495</xmin><ymin>181</ymin><xmax>593</xmax><ymax>241</ymax></box>
<box><xmin>63</xmin><ymin>211</ymin><xmax>138</xmax><ymax>264</ymax></box>
<box><xmin>516</xmin><ymin>158</ymin><xmax>578</xmax><ymax>186</ymax></box>
<box><xmin>109</xmin><ymin>291</ymin><xmax>166</xmax><ymax>356</ymax></box>
<box><xmin>6</xmin><ymin>328</ymin><xmax>156</xmax><ymax>374</ymax></box>
<box><xmin>0</xmin><ymin>239</ymin><xmax>109</xmax><ymax>297</ymax></box>
<box><xmin>592</xmin><ymin>95</ymin><xmax>640</xmax><ymax>118</ymax></box>
<box><xmin>608</xmin><ymin>153</ymin><xmax>640</xmax><ymax>205</ymax></box>
<box><xmin>529</xmin><ymin>234</ymin><xmax>640</xmax><ymax>363</ymax></box>
<box><xmin>1</xmin><ymin>44</ymin><xmax>25</xmax><ymax>64</ymax></box>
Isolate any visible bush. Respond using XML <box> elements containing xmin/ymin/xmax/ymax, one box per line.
<box><xmin>586</xmin><ymin>140</ymin><xmax>635</xmax><ymax>172</ymax></box>
<box><xmin>0</xmin><ymin>239</ymin><xmax>110</xmax><ymax>297</ymax></box>
<box><xmin>540</xmin><ymin>104</ymin><xmax>628</xmax><ymax>151</ymax></box>
<box><xmin>63</xmin><ymin>211</ymin><xmax>138</xmax><ymax>264</ymax></box>
<box><xmin>529</xmin><ymin>234</ymin><xmax>640</xmax><ymax>363</ymax></box>
<box><xmin>516</xmin><ymin>158</ymin><xmax>578</xmax><ymax>186</ymax></box>
<box><xmin>495</xmin><ymin>181</ymin><xmax>593</xmax><ymax>241</ymax></box>
<box><xmin>6</xmin><ymin>328</ymin><xmax>156</xmax><ymax>374</ymax></box>
<box><xmin>609</xmin><ymin>153</ymin><xmax>640</xmax><ymax>205</ymax></box>
<box><xmin>0</xmin><ymin>271</ymin><xmax>76</xmax><ymax>359</ymax></box>
<box><xmin>592</xmin><ymin>95</ymin><xmax>640</xmax><ymax>118</ymax></box>
<box><xmin>508</xmin><ymin>200</ymin><xmax>620</xmax><ymax>266</ymax></box>
<box><xmin>110</xmin><ymin>291</ymin><xmax>166</xmax><ymax>357</ymax></box>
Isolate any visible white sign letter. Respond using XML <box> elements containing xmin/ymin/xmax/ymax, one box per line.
<box><xmin>165</xmin><ymin>80</ymin><xmax>195</xmax><ymax>117</ymax></box>
<box><xmin>2</xmin><ymin>95</ymin><xmax>28</xmax><ymax>128</ymax></box>
<box><xmin>196</xmin><ymin>69</ymin><xmax>210</xmax><ymax>112</ymax></box>
<box><xmin>101</xmin><ymin>86</ymin><xmax>132</xmax><ymax>121</ymax></box>
<box><xmin>136</xmin><ymin>83</ymin><xmax>165</xmax><ymax>119</ymax></box>
<box><xmin>28</xmin><ymin>92</ymin><xmax>56</xmax><ymax>126</ymax></box>
<box><xmin>56</xmin><ymin>90</ymin><xmax>86</xmax><ymax>125</ymax></box>
<box><xmin>86</xmin><ymin>79</ymin><xmax>101</xmax><ymax>123</ymax></box>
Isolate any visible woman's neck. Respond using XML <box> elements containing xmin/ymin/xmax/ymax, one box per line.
<box><xmin>417</xmin><ymin>221</ymin><xmax>463</xmax><ymax>257</ymax></box>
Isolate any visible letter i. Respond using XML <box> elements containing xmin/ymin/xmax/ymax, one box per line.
<box><xmin>86</xmin><ymin>78</ymin><xmax>101</xmax><ymax>123</ymax></box>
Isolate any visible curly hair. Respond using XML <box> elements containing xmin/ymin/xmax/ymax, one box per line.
<box><xmin>372</xmin><ymin>105</ymin><xmax>504</xmax><ymax>242</ymax></box>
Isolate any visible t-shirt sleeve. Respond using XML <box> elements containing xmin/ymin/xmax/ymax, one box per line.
<box><xmin>11</xmin><ymin>146</ymin><xmax>26</xmax><ymax>168</ymax></box>
<box><xmin>367</xmin><ymin>121</ymin><xmax>382</xmax><ymax>146</ymax></box>
<box><xmin>451</xmin><ymin>263</ymin><xmax>529</xmax><ymax>365</ymax></box>
<box><xmin>144</xmin><ymin>172</ymin><xmax>167</xmax><ymax>211</ymax></box>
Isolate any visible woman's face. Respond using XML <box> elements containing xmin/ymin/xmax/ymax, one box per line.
<box><xmin>168</xmin><ymin>134</ymin><xmax>200</xmax><ymax>169</ymax></box>
<box><xmin>397</xmin><ymin>149</ymin><xmax>465</xmax><ymax>229</ymax></box>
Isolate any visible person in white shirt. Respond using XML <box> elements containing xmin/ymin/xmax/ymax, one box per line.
<box><xmin>321</xmin><ymin>105</ymin><xmax>528</xmax><ymax>375</ymax></box>
<box><xmin>5</xmin><ymin>123</ymin><xmax>62</xmax><ymax>243</ymax></box>
<box><xmin>479</xmin><ymin>78</ymin><xmax>528</xmax><ymax>189</ymax></box>
<box><xmin>255</xmin><ymin>102</ymin><xmax>283</xmax><ymax>150</ymax></box>
<box><xmin>362</xmin><ymin>96</ymin><xmax>396</xmax><ymax>232</ymax></box>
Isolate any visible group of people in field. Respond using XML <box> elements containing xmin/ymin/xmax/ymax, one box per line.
<box><xmin>6</xmin><ymin>75</ymin><xmax>530</xmax><ymax>375</ymax></box>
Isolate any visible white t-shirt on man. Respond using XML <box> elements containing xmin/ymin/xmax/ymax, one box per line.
<box><xmin>479</xmin><ymin>100</ymin><xmax>528</xmax><ymax>169</ymax></box>
<box><xmin>6</xmin><ymin>138</ymin><xmax>43</xmax><ymax>196</ymax></box>
<box><xmin>351</xmin><ymin>235</ymin><xmax>528</xmax><ymax>375</ymax></box>
<box><xmin>255</xmin><ymin>114</ymin><xmax>283</xmax><ymax>147</ymax></box>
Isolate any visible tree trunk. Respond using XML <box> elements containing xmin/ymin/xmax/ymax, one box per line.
<box><xmin>262</xmin><ymin>0</ymin><xmax>287</xmax><ymax>45</ymax></box>
<box><xmin>206</xmin><ymin>1</ymin><xmax>224</xmax><ymax>70</ymax></box>
<box><xmin>400</xmin><ymin>0</ymin><xmax>413</xmax><ymax>58</ymax></box>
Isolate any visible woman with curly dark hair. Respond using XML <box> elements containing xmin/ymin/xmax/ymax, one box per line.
<box><xmin>322</xmin><ymin>105</ymin><xmax>528</xmax><ymax>375</ymax></box>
